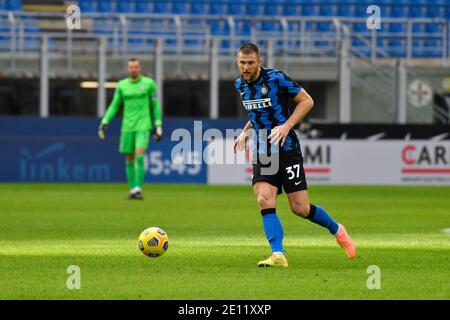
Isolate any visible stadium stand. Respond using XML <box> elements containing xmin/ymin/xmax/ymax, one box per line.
<box><xmin>0</xmin><ymin>0</ymin><xmax>448</xmax><ymax>58</ymax></box>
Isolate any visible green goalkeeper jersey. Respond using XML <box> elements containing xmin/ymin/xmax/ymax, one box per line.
<box><xmin>101</xmin><ymin>75</ymin><xmax>162</xmax><ymax>132</ymax></box>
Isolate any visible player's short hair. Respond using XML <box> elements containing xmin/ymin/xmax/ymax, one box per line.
<box><xmin>128</xmin><ymin>58</ymin><xmax>140</xmax><ymax>63</ymax></box>
<box><xmin>237</xmin><ymin>43</ymin><xmax>260</xmax><ymax>57</ymax></box>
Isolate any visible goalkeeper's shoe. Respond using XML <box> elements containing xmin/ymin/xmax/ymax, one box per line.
<box><xmin>133</xmin><ymin>192</ymin><xmax>144</xmax><ymax>200</ymax></box>
<box><xmin>127</xmin><ymin>191</ymin><xmax>144</xmax><ymax>200</ymax></box>
<box><xmin>335</xmin><ymin>224</ymin><xmax>356</xmax><ymax>259</ymax></box>
<box><xmin>257</xmin><ymin>253</ymin><xmax>288</xmax><ymax>268</ymax></box>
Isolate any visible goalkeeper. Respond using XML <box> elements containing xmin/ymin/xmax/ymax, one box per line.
<box><xmin>98</xmin><ymin>58</ymin><xmax>162</xmax><ymax>200</ymax></box>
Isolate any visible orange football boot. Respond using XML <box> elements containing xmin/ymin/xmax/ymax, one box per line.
<box><xmin>335</xmin><ymin>224</ymin><xmax>356</xmax><ymax>259</ymax></box>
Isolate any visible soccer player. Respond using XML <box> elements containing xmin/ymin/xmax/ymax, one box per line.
<box><xmin>233</xmin><ymin>43</ymin><xmax>355</xmax><ymax>267</ymax></box>
<box><xmin>98</xmin><ymin>58</ymin><xmax>162</xmax><ymax>200</ymax></box>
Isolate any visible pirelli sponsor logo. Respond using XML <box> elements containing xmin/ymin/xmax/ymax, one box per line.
<box><xmin>242</xmin><ymin>98</ymin><xmax>272</xmax><ymax>110</ymax></box>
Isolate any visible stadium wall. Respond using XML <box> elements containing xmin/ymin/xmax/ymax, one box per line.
<box><xmin>1</xmin><ymin>117</ymin><xmax>449</xmax><ymax>185</ymax></box>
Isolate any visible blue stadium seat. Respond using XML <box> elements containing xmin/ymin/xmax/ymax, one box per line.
<box><xmin>260</xmin><ymin>20</ymin><xmax>282</xmax><ymax>34</ymax></box>
<box><xmin>315</xmin><ymin>8</ymin><xmax>335</xmax><ymax>50</ymax></box>
<box><xmin>317</xmin><ymin>3</ymin><xmax>334</xmax><ymax>35</ymax></box>
<box><xmin>97</xmin><ymin>0</ymin><xmax>113</xmax><ymax>13</ymax></box>
<box><xmin>135</xmin><ymin>0</ymin><xmax>151</xmax><ymax>13</ymax></box>
<box><xmin>301</xmin><ymin>0</ymin><xmax>318</xmax><ymax>31</ymax></box>
<box><xmin>386</xmin><ymin>22</ymin><xmax>406</xmax><ymax>57</ymax></box>
<box><xmin>319</xmin><ymin>4</ymin><xmax>334</xmax><ymax>17</ymax></box>
<box><xmin>425</xmin><ymin>23</ymin><xmax>441</xmax><ymax>33</ymax></box>
<box><xmin>0</xmin><ymin>0</ymin><xmax>5</xmax><ymax>10</ymax></box>
<box><xmin>127</xmin><ymin>30</ymin><xmax>151</xmax><ymax>52</ymax></box>
<box><xmin>410</xmin><ymin>11</ymin><xmax>443</xmax><ymax>58</ymax></box>
<box><xmin>226</xmin><ymin>0</ymin><xmax>243</xmax><ymax>15</ymax></box>
<box><xmin>411</xmin><ymin>22</ymin><xmax>424</xmax><ymax>34</ymax></box>
<box><xmin>153</xmin><ymin>1</ymin><xmax>170</xmax><ymax>14</ymax></box>
<box><xmin>282</xmin><ymin>0</ymin><xmax>301</xmax><ymax>17</ymax></box>
<box><xmin>23</xmin><ymin>34</ymin><xmax>41</xmax><ymax>50</ymax></box>
<box><xmin>301</xmin><ymin>3</ymin><xmax>317</xmax><ymax>17</ymax></box>
<box><xmin>182</xmin><ymin>17</ymin><xmax>205</xmax><ymax>49</ymax></box>
<box><xmin>412</xmin><ymin>36</ymin><xmax>443</xmax><ymax>58</ymax></box>
<box><xmin>350</xmin><ymin>22</ymin><xmax>370</xmax><ymax>57</ymax></box>
<box><xmin>336</xmin><ymin>3</ymin><xmax>352</xmax><ymax>17</ymax></box>
<box><xmin>423</xmin><ymin>39</ymin><xmax>443</xmax><ymax>58</ymax></box>
<box><xmin>244</xmin><ymin>0</ymin><xmax>263</xmax><ymax>16</ymax></box>
<box><xmin>408</xmin><ymin>4</ymin><xmax>424</xmax><ymax>18</ymax></box>
<box><xmin>352</xmin><ymin>22</ymin><xmax>368</xmax><ymax>34</ymax></box>
<box><xmin>317</xmin><ymin>21</ymin><xmax>333</xmax><ymax>33</ymax></box>
<box><xmin>412</xmin><ymin>40</ymin><xmax>424</xmax><ymax>58</ymax></box>
<box><xmin>353</xmin><ymin>4</ymin><xmax>368</xmax><ymax>18</ymax></box>
<box><xmin>209</xmin><ymin>19</ymin><xmax>229</xmax><ymax>35</ymax></box>
<box><xmin>387</xmin><ymin>40</ymin><xmax>406</xmax><ymax>57</ymax></box>
<box><xmin>208</xmin><ymin>2</ymin><xmax>225</xmax><ymax>15</ymax></box>
<box><xmin>236</xmin><ymin>19</ymin><xmax>252</xmax><ymax>36</ymax></box>
<box><xmin>425</xmin><ymin>22</ymin><xmax>443</xmax><ymax>51</ymax></box>
<box><xmin>78</xmin><ymin>0</ymin><xmax>96</xmax><ymax>13</ymax></box>
<box><xmin>388</xmin><ymin>22</ymin><xmax>405</xmax><ymax>33</ymax></box>
<box><xmin>445</xmin><ymin>5</ymin><xmax>450</xmax><ymax>19</ymax></box>
<box><xmin>351</xmin><ymin>38</ymin><xmax>371</xmax><ymax>58</ymax></box>
<box><xmin>209</xmin><ymin>18</ymin><xmax>231</xmax><ymax>51</ymax></box>
<box><xmin>116</xmin><ymin>1</ymin><xmax>133</xmax><ymax>13</ymax></box>
<box><xmin>389</xmin><ymin>5</ymin><xmax>407</xmax><ymax>18</ymax></box>
<box><xmin>108</xmin><ymin>37</ymin><xmax>123</xmax><ymax>50</ymax></box>
<box><xmin>172</xmin><ymin>1</ymin><xmax>187</xmax><ymax>15</ymax></box>
<box><xmin>264</xmin><ymin>0</ymin><xmax>284</xmax><ymax>16</ymax></box>
<box><xmin>21</xmin><ymin>16</ymin><xmax>40</xmax><ymax>33</ymax></box>
<box><xmin>5</xmin><ymin>0</ymin><xmax>22</xmax><ymax>11</ymax></box>
<box><xmin>0</xmin><ymin>36</ymin><xmax>11</xmax><ymax>51</ymax></box>
<box><xmin>0</xmin><ymin>27</ymin><xmax>11</xmax><ymax>36</ymax></box>
<box><xmin>183</xmin><ymin>36</ymin><xmax>204</xmax><ymax>53</ymax></box>
<box><xmin>287</xmin><ymin>20</ymin><xmax>301</xmax><ymax>33</ymax></box>
<box><xmin>92</xmin><ymin>18</ymin><xmax>120</xmax><ymax>46</ymax></box>
<box><xmin>191</xmin><ymin>1</ymin><xmax>206</xmax><ymax>15</ymax></box>
<box><xmin>426</xmin><ymin>5</ymin><xmax>442</xmax><ymax>18</ymax></box>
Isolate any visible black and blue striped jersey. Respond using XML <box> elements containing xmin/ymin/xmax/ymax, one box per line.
<box><xmin>235</xmin><ymin>67</ymin><xmax>302</xmax><ymax>154</ymax></box>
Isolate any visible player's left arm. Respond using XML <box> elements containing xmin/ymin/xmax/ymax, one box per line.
<box><xmin>269</xmin><ymin>77</ymin><xmax>314</xmax><ymax>146</ymax></box>
<box><xmin>149</xmin><ymin>81</ymin><xmax>163</xmax><ymax>141</ymax></box>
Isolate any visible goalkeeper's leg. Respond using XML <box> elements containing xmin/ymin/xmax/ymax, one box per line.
<box><xmin>134</xmin><ymin>149</ymin><xmax>146</xmax><ymax>199</ymax></box>
<box><xmin>133</xmin><ymin>131</ymin><xmax>150</xmax><ymax>199</ymax></box>
<box><xmin>120</xmin><ymin>132</ymin><xmax>139</xmax><ymax>198</ymax></box>
<box><xmin>125</xmin><ymin>154</ymin><xmax>136</xmax><ymax>193</ymax></box>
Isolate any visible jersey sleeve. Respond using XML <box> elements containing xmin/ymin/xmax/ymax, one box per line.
<box><xmin>149</xmin><ymin>80</ymin><xmax>162</xmax><ymax>127</ymax></box>
<box><xmin>277</xmin><ymin>72</ymin><xmax>302</xmax><ymax>99</ymax></box>
<box><xmin>234</xmin><ymin>78</ymin><xmax>242</xmax><ymax>94</ymax></box>
<box><xmin>101</xmin><ymin>84</ymin><xmax>122</xmax><ymax>125</ymax></box>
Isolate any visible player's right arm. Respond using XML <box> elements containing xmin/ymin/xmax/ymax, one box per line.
<box><xmin>233</xmin><ymin>120</ymin><xmax>252</xmax><ymax>153</ymax></box>
<box><xmin>98</xmin><ymin>84</ymin><xmax>123</xmax><ymax>139</ymax></box>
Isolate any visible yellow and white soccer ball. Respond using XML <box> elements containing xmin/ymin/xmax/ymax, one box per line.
<box><xmin>138</xmin><ymin>227</ymin><xmax>169</xmax><ymax>257</ymax></box>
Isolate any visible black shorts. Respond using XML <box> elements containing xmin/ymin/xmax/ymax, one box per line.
<box><xmin>252</xmin><ymin>150</ymin><xmax>308</xmax><ymax>194</ymax></box>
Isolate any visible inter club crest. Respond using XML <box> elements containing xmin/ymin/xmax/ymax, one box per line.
<box><xmin>261</xmin><ymin>85</ymin><xmax>268</xmax><ymax>96</ymax></box>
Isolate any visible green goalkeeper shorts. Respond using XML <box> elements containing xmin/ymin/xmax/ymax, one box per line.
<box><xmin>119</xmin><ymin>131</ymin><xmax>150</xmax><ymax>154</ymax></box>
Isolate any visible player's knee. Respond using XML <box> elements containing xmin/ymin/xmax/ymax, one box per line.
<box><xmin>290</xmin><ymin>201</ymin><xmax>310</xmax><ymax>218</ymax></box>
<box><xmin>125</xmin><ymin>154</ymin><xmax>135</xmax><ymax>161</ymax></box>
<box><xmin>256</xmin><ymin>193</ymin><xmax>275</xmax><ymax>209</ymax></box>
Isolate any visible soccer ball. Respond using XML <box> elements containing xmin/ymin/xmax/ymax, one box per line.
<box><xmin>138</xmin><ymin>227</ymin><xmax>169</xmax><ymax>257</ymax></box>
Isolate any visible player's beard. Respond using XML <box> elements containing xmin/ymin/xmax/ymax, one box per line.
<box><xmin>243</xmin><ymin>70</ymin><xmax>257</xmax><ymax>82</ymax></box>
<box><xmin>129</xmin><ymin>72</ymin><xmax>140</xmax><ymax>80</ymax></box>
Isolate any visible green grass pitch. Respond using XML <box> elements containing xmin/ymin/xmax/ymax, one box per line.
<box><xmin>0</xmin><ymin>184</ymin><xmax>449</xmax><ymax>300</ymax></box>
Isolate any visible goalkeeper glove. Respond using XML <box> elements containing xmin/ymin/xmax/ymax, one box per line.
<box><xmin>98</xmin><ymin>123</ymin><xmax>107</xmax><ymax>140</ymax></box>
<box><xmin>152</xmin><ymin>126</ymin><xmax>163</xmax><ymax>142</ymax></box>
